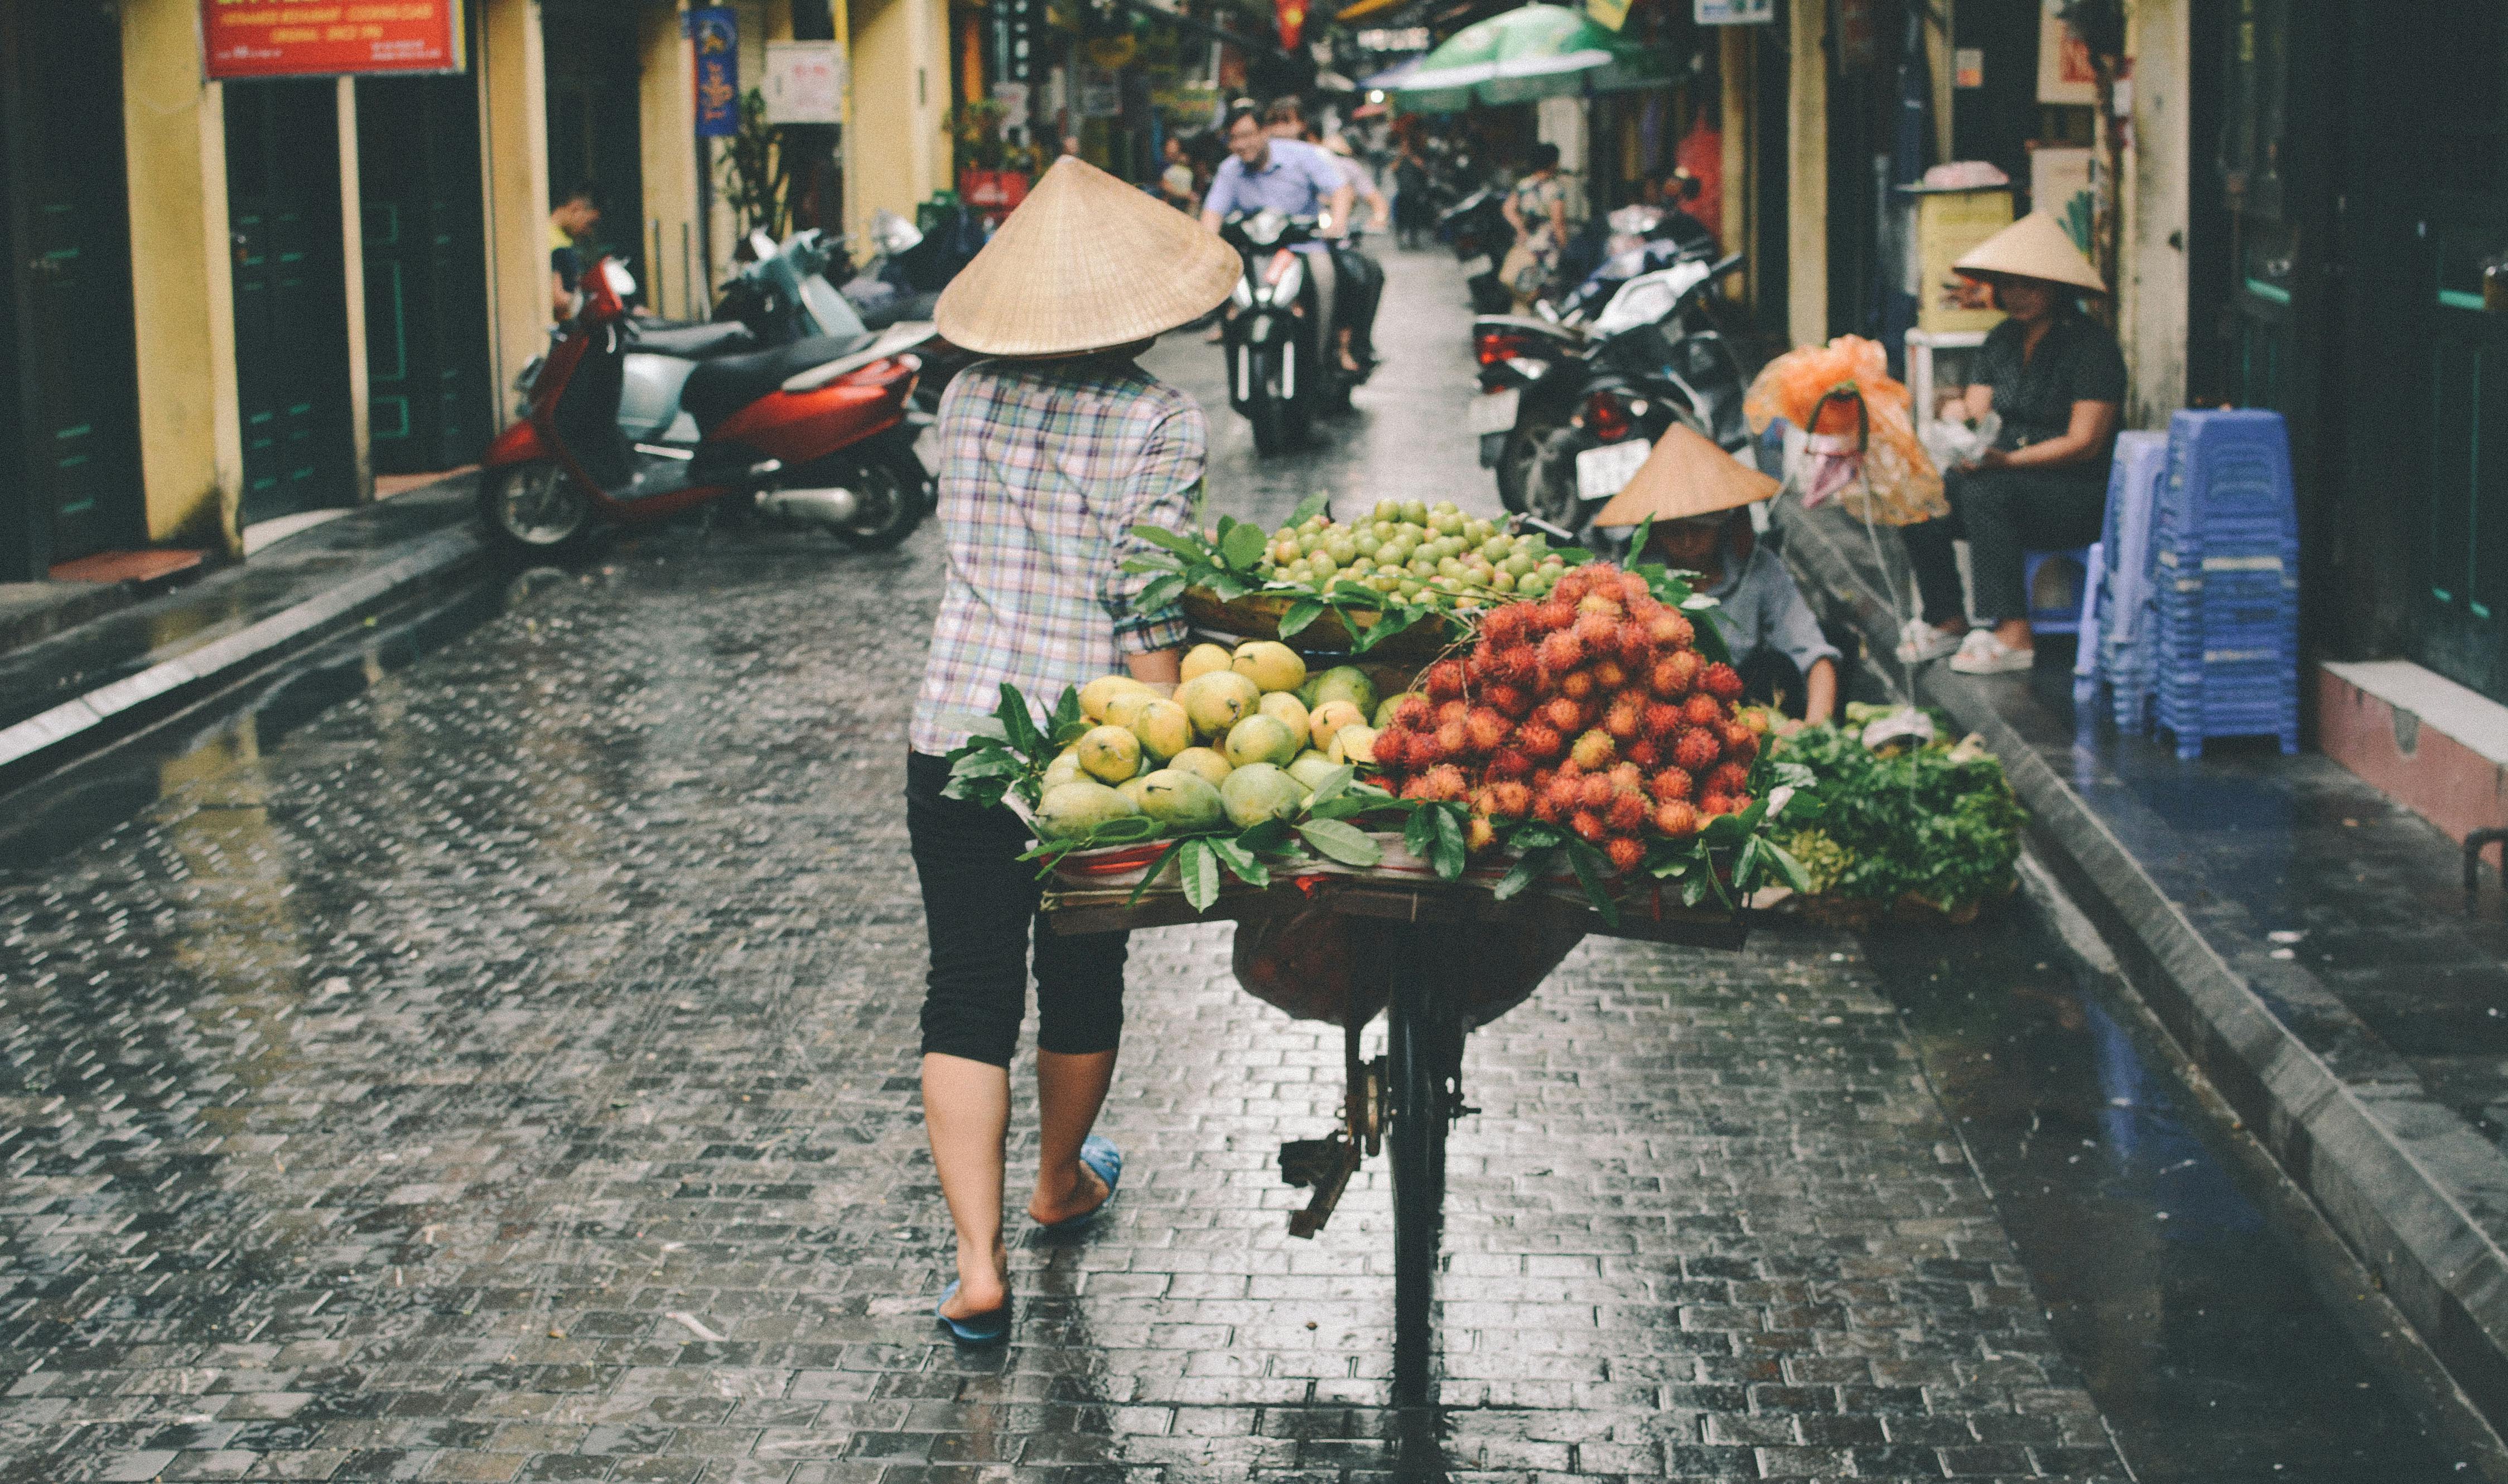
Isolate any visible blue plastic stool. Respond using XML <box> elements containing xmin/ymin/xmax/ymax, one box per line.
<box><xmin>2024</xmin><ymin>547</ymin><xmax>2092</xmax><ymax>636</ymax></box>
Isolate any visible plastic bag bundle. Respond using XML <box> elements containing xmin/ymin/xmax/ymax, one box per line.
<box><xmin>1743</xmin><ymin>336</ymin><xmax>1947</xmax><ymax>527</ymax></box>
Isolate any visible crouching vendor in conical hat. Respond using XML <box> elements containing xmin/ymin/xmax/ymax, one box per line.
<box><xmin>1595</xmin><ymin>424</ymin><xmax>1841</xmax><ymax>728</ymax></box>
<box><xmin>906</xmin><ymin>157</ymin><xmax>1239</xmax><ymax>1345</ymax></box>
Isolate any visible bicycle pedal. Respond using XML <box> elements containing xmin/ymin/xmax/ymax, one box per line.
<box><xmin>1279</xmin><ymin>1135</ymin><xmax>1345</xmax><ymax>1190</ymax></box>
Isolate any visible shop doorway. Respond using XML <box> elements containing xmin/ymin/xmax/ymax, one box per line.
<box><xmin>0</xmin><ymin>1</ymin><xmax>145</xmax><ymax>579</ymax></box>
<box><xmin>356</xmin><ymin>75</ymin><xmax>493</xmax><ymax>475</ymax></box>
<box><xmin>542</xmin><ymin>2</ymin><xmax>647</xmax><ymax>298</ymax></box>
<box><xmin>224</xmin><ymin>80</ymin><xmax>358</xmax><ymax>528</ymax></box>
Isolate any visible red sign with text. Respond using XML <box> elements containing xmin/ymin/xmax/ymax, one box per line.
<box><xmin>204</xmin><ymin>0</ymin><xmax>465</xmax><ymax>80</ymax></box>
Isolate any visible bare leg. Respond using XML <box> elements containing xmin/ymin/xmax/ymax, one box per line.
<box><xmin>922</xmin><ymin>1052</ymin><xmax>1012</xmax><ymax>1317</ymax></box>
<box><xmin>1028</xmin><ymin>1047</ymin><xmax>1117</xmax><ymax>1226</ymax></box>
<box><xmin>1991</xmin><ymin>617</ymin><xmax>2034</xmax><ymax>652</ymax></box>
<box><xmin>1337</xmin><ymin>327</ymin><xmax>1362</xmax><ymax>374</ymax></box>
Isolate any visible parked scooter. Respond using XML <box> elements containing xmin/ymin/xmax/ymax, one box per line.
<box><xmin>706</xmin><ymin>225</ymin><xmax>967</xmax><ymax>437</ymax></box>
<box><xmin>480</xmin><ymin>258</ymin><xmax>928</xmax><ymax>556</ymax></box>
<box><xmin>1436</xmin><ymin>187</ymin><xmax>1514</xmax><ymax>315</ymax></box>
<box><xmin>1218</xmin><ymin>210</ymin><xmax>1366</xmax><ymax>456</ymax></box>
<box><xmin>1502</xmin><ymin>254</ymin><xmax>1750</xmax><ymax>547</ymax></box>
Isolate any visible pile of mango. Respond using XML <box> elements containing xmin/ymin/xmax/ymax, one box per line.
<box><xmin>1034</xmin><ymin>640</ymin><xmax>1394</xmax><ymax>842</ymax></box>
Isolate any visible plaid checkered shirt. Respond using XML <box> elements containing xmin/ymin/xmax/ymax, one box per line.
<box><xmin>910</xmin><ymin>357</ymin><xmax>1205</xmax><ymax>756</ymax></box>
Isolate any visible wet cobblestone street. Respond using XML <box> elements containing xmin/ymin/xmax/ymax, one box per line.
<box><xmin>0</xmin><ymin>250</ymin><xmax>2143</xmax><ymax>1482</ymax></box>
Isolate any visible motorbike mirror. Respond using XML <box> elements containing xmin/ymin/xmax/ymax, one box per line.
<box><xmin>870</xmin><ymin>209</ymin><xmax>924</xmax><ymax>257</ymax></box>
<box><xmin>602</xmin><ymin>259</ymin><xmax>637</xmax><ymax>299</ymax></box>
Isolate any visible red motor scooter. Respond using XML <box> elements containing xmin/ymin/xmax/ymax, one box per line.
<box><xmin>479</xmin><ymin>258</ymin><xmax>929</xmax><ymax>557</ymax></box>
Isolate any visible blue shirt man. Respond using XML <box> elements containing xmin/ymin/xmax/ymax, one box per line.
<box><xmin>1200</xmin><ymin>134</ymin><xmax>1348</xmax><ymax>223</ymax></box>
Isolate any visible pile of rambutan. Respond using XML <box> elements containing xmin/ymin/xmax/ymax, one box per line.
<box><xmin>1368</xmin><ymin>562</ymin><xmax>1764</xmax><ymax>873</ymax></box>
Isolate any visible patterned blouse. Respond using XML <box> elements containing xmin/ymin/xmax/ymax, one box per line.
<box><xmin>909</xmin><ymin>357</ymin><xmax>1204</xmax><ymax>756</ymax></box>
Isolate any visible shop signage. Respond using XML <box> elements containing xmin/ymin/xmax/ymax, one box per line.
<box><xmin>688</xmin><ymin>8</ymin><xmax>739</xmax><ymax>138</ymax></box>
<box><xmin>764</xmin><ymin>41</ymin><xmax>844</xmax><ymax>124</ymax></box>
<box><xmin>992</xmin><ymin>80</ymin><xmax>1031</xmax><ymax>131</ymax></box>
<box><xmin>2036</xmin><ymin>0</ymin><xmax>2096</xmax><ymax>104</ymax></box>
<box><xmin>1354</xmin><ymin>27</ymin><xmax>1429</xmax><ymax>52</ymax></box>
<box><xmin>1694</xmin><ymin>0</ymin><xmax>1773</xmax><ymax>22</ymax></box>
<box><xmin>201</xmin><ymin>0</ymin><xmax>466</xmax><ymax>80</ymax></box>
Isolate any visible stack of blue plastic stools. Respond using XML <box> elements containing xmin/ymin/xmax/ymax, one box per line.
<box><xmin>2150</xmin><ymin>409</ymin><xmax>2299</xmax><ymax>759</ymax></box>
<box><xmin>2091</xmin><ymin>431</ymin><xmax>2169</xmax><ymax>731</ymax></box>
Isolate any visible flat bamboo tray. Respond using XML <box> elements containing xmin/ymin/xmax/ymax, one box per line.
<box><xmin>1181</xmin><ymin>587</ymin><xmax>1463</xmax><ymax>665</ymax></box>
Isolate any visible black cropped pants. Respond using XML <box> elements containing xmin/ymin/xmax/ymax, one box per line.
<box><xmin>905</xmin><ymin>751</ymin><xmax>1128</xmax><ymax>1067</ymax></box>
<box><xmin>1901</xmin><ymin>464</ymin><xmax>2108</xmax><ymax>625</ymax></box>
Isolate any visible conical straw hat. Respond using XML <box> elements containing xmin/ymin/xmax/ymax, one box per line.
<box><xmin>1952</xmin><ymin>211</ymin><xmax>2107</xmax><ymax>294</ymax></box>
<box><xmin>936</xmin><ymin>157</ymin><xmax>1241</xmax><ymax>357</ymax></box>
<box><xmin>1593</xmin><ymin>424</ymin><xmax>1779</xmax><ymax>527</ymax></box>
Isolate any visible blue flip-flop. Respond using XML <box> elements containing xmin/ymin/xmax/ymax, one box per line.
<box><xmin>934</xmin><ymin>1280</ymin><xmax>1010</xmax><ymax>1346</ymax></box>
<box><xmin>1040</xmin><ymin>1136</ymin><xmax>1122</xmax><ymax>1234</ymax></box>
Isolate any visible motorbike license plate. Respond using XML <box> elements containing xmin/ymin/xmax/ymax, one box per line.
<box><xmin>1466</xmin><ymin>388</ymin><xmax>1521</xmax><ymax>436</ymax></box>
<box><xmin>1576</xmin><ymin>438</ymin><xmax>1652</xmax><ymax>502</ymax></box>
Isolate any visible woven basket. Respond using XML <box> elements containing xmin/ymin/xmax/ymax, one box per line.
<box><xmin>1180</xmin><ymin>587</ymin><xmax>1463</xmax><ymax>665</ymax></box>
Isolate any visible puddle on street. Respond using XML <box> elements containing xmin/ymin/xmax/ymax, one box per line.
<box><xmin>1862</xmin><ymin>908</ymin><xmax>2467</xmax><ymax>1482</ymax></box>
<box><xmin>0</xmin><ymin>564</ymin><xmax>565</xmax><ymax>874</ymax></box>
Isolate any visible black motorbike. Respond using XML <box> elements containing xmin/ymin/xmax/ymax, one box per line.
<box><xmin>1508</xmin><ymin>253</ymin><xmax>1750</xmax><ymax>545</ymax></box>
<box><xmin>1218</xmin><ymin>211</ymin><xmax>1368</xmax><ymax>456</ymax></box>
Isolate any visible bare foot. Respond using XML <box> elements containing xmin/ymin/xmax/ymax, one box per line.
<box><xmin>940</xmin><ymin>1238</ymin><xmax>1009</xmax><ymax>1318</ymax></box>
<box><xmin>1027</xmin><ymin>1158</ymin><xmax>1110</xmax><ymax>1227</ymax></box>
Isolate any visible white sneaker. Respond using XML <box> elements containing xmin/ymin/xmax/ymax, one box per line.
<box><xmin>1896</xmin><ymin>619</ymin><xmax>1966</xmax><ymax>664</ymax></box>
<box><xmin>1948</xmin><ymin>629</ymin><xmax>2036</xmax><ymax>675</ymax></box>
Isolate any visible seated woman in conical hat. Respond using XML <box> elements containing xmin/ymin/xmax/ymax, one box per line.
<box><xmin>1595</xmin><ymin>426</ymin><xmax>1841</xmax><ymax>727</ymax></box>
<box><xmin>1894</xmin><ymin>213</ymin><xmax>2125</xmax><ymax>676</ymax></box>
<box><xmin>905</xmin><ymin>158</ymin><xmax>1240</xmax><ymax>1345</ymax></box>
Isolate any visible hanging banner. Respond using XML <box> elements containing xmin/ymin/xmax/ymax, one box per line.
<box><xmin>1694</xmin><ymin>0</ymin><xmax>1773</xmax><ymax>21</ymax></box>
<box><xmin>1276</xmin><ymin>0</ymin><xmax>1307</xmax><ymax>52</ymax></box>
<box><xmin>688</xmin><ymin>7</ymin><xmax>740</xmax><ymax>138</ymax></box>
<box><xmin>1585</xmin><ymin>0</ymin><xmax>1632</xmax><ymax>32</ymax></box>
<box><xmin>202</xmin><ymin>0</ymin><xmax>466</xmax><ymax>80</ymax></box>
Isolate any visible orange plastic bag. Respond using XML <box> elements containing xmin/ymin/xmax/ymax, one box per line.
<box><xmin>1743</xmin><ymin>336</ymin><xmax>1947</xmax><ymax>526</ymax></box>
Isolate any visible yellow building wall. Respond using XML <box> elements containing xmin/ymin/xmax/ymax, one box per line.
<box><xmin>641</xmin><ymin>3</ymin><xmax>706</xmax><ymax>320</ymax></box>
<box><xmin>477</xmin><ymin>0</ymin><xmax>554</xmax><ymax>424</ymax></box>
<box><xmin>1786</xmin><ymin>0</ymin><xmax>1827</xmax><ymax>349</ymax></box>
<box><xmin>845</xmin><ymin>0</ymin><xmax>953</xmax><ymax>240</ymax></box>
<box><xmin>119</xmin><ymin>0</ymin><xmax>243</xmax><ymax>552</ymax></box>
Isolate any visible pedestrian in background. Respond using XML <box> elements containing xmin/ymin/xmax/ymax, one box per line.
<box><xmin>548</xmin><ymin>183</ymin><xmax>600</xmax><ymax>321</ymax></box>
<box><xmin>1392</xmin><ymin>136</ymin><xmax>1431</xmax><ymax>249</ymax></box>
<box><xmin>910</xmin><ymin>157</ymin><xmax>1239</xmax><ymax>1347</ymax></box>
<box><xmin>1499</xmin><ymin>143</ymin><xmax>1567</xmax><ymax>311</ymax></box>
<box><xmin>1896</xmin><ymin>214</ymin><xmax>2122</xmax><ymax>675</ymax></box>
<box><xmin>1160</xmin><ymin>136</ymin><xmax>1199</xmax><ymax>213</ymax></box>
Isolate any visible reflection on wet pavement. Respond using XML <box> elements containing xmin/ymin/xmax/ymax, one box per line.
<box><xmin>1865</xmin><ymin>911</ymin><xmax>2468</xmax><ymax>1481</ymax></box>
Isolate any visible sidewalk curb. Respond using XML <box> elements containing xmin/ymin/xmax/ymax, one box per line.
<box><xmin>0</xmin><ymin>526</ymin><xmax>484</xmax><ymax>793</ymax></box>
<box><xmin>1776</xmin><ymin>500</ymin><xmax>2508</xmax><ymax>1440</ymax></box>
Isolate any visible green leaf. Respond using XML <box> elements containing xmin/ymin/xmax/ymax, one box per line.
<box><xmin>1307</xmin><ymin>795</ymin><xmax>1375</xmax><ymax>821</ymax></box>
<box><xmin>1205</xmin><ymin>573</ymin><xmax>1250</xmax><ymax>601</ymax></box>
<box><xmin>1700</xmin><ymin>811</ymin><xmax>1747</xmax><ymax>848</ymax></box>
<box><xmin>1214</xmin><ymin>513</ymin><xmax>1238</xmax><ymax>540</ymax></box>
<box><xmin>1566</xmin><ymin>842</ymin><xmax>1620</xmax><ymax>927</ymax></box>
<box><xmin>1123</xmin><ymin>841</ymin><xmax>1183</xmax><ymax>907</ymax></box>
<box><xmin>1237</xmin><ymin>817</ymin><xmax>1295</xmax><ymax>854</ymax></box>
<box><xmin>1048</xmin><ymin>720</ymin><xmax>1093</xmax><ymax>750</ymax></box>
<box><xmin>1180</xmin><ymin>839</ymin><xmax>1221</xmax><ymax>911</ymax></box>
<box><xmin>1429</xmin><ymin>807</ymin><xmax>1467</xmax><ymax>881</ymax></box>
<box><xmin>1626</xmin><ymin>515</ymin><xmax>1654</xmax><ymax>563</ymax></box>
<box><xmin>1327</xmin><ymin>579</ymin><xmax>1384</xmax><ymax>610</ymax></box>
<box><xmin>1403</xmin><ymin>806</ymin><xmax>1438</xmax><ymax>861</ymax></box>
<box><xmin>1304</xmin><ymin>764</ymin><xmax>1356</xmax><ymax>808</ymax></box>
<box><xmin>1734</xmin><ymin>837</ymin><xmax>1762</xmax><ymax>890</ymax></box>
<box><xmin>1351</xmin><ymin>606</ymin><xmax>1419</xmax><ymax>654</ymax></box>
<box><xmin>995</xmin><ymin>684</ymin><xmax>1043</xmax><ymax>757</ymax></box>
<box><xmin>1278</xmin><ymin>598</ymin><xmax>1327</xmax><ymax>639</ymax></box>
<box><xmin>1297</xmin><ymin>818</ymin><xmax>1382</xmax><ymax>867</ymax></box>
<box><xmin>1052</xmin><ymin>685</ymin><xmax>1084</xmax><ymax>734</ymax></box>
<box><xmin>1221</xmin><ymin>523</ymin><xmax>1271</xmax><ymax>571</ymax></box>
<box><xmin>1084</xmin><ymin>815</ymin><xmax>1163</xmax><ymax>845</ymax></box>
<box><xmin>951</xmin><ymin>751</ymin><xmax>1024</xmax><ymax>780</ymax></box>
<box><xmin>1207</xmin><ymin>836</ymin><xmax>1270</xmax><ymax>888</ymax></box>
<box><xmin>1290</xmin><ymin>491</ymin><xmax>1332</xmax><ymax>525</ymax></box>
<box><xmin>1120</xmin><ymin>553</ymin><xmax>1186</xmax><ymax>575</ymax></box>
<box><xmin>1130</xmin><ymin>524</ymin><xmax>1205</xmax><ymax>558</ymax></box>
<box><xmin>1136</xmin><ymin>574</ymin><xmax>1189</xmax><ymax>613</ymax></box>
<box><xmin>1493</xmin><ymin>845</ymin><xmax>1554</xmax><ymax>901</ymax></box>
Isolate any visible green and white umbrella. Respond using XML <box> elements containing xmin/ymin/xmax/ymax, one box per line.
<box><xmin>1391</xmin><ymin>4</ymin><xmax>1672</xmax><ymax>113</ymax></box>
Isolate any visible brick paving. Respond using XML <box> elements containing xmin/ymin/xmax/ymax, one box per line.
<box><xmin>0</xmin><ymin>251</ymin><xmax>2124</xmax><ymax>1481</ymax></box>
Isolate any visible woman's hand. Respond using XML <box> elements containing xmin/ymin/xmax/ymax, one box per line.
<box><xmin>1964</xmin><ymin>447</ymin><xmax>2012</xmax><ymax>472</ymax></box>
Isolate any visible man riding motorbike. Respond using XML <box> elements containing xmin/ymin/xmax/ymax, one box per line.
<box><xmin>1201</xmin><ymin>103</ymin><xmax>1377</xmax><ymax>375</ymax></box>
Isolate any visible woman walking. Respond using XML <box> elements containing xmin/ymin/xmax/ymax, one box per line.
<box><xmin>909</xmin><ymin>157</ymin><xmax>1239</xmax><ymax>1344</ymax></box>
<box><xmin>1499</xmin><ymin>143</ymin><xmax>1569</xmax><ymax>311</ymax></box>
